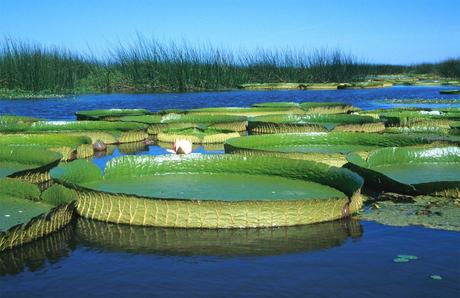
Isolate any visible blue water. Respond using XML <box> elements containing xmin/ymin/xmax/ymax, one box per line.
<box><xmin>1</xmin><ymin>86</ymin><xmax>459</xmax><ymax>120</ymax></box>
<box><xmin>0</xmin><ymin>220</ymin><xmax>459</xmax><ymax>298</ymax></box>
<box><xmin>1</xmin><ymin>86</ymin><xmax>460</xmax><ymax>298</ymax></box>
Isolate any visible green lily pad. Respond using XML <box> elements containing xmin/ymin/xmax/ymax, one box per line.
<box><xmin>186</xmin><ymin>106</ymin><xmax>305</xmax><ymax>117</ymax></box>
<box><xmin>0</xmin><ymin>146</ymin><xmax>62</xmax><ymax>179</ymax></box>
<box><xmin>300</xmin><ymin>102</ymin><xmax>357</xmax><ymax>114</ymax></box>
<box><xmin>0</xmin><ymin>178</ymin><xmax>76</xmax><ymax>251</ymax></box>
<box><xmin>0</xmin><ymin>121</ymin><xmax>148</xmax><ymax>144</ymax></box>
<box><xmin>0</xmin><ymin>115</ymin><xmax>44</xmax><ymax>124</ymax></box>
<box><xmin>225</xmin><ymin>132</ymin><xmax>434</xmax><ymax>167</ymax></box>
<box><xmin>397</xmin><ymin>255</ymin><xmax>418</xmax><ymax>260</ymax></box>
<box><xmin>346</xmin><ymin>146</ymin><xmax>460</xmax><ymax>197</ymax></box>
<box><xmin>393</xmin><ymin>257</ymin><xmax>410</xmax><ymax>263</ymax></box>
<box><xmin>157</xmin><ymin>127</ymin><xmax>241</xmax><ymax>144</ymax></box>
<box><xmin>121</xmin><ymin>114</ymin><xmax>248</xmax><ymax>134</ymax></box>
<box><xmin>248</xmin><ymin>114</ymin><xmax>385</xmax><ymax>134</ymax></box>
<box><xmin>51</xmin><ymin>155</ymin><xmax>363</xmax><ymax>228</ymax></box>
<box><xmin>75</xmin><ymin>109</ymin><xmax>150</xmax><ymax>120</ymax></box>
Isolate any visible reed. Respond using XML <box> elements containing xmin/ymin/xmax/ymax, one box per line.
<box><xmin>0</xmin><ymin>38</ymin><xmax>94</xmax><ymax>93</ymax></box>
<box><xmin>0</xmin><ymin>36</ymin><xmax>458</xmax><ymax>96</ymax></box>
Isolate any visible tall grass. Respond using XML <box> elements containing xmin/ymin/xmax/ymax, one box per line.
<box><xmin>0</xmin><ymin>36</ymin><xmax>458</xmax><ymax>95</ymax></box>
<box><xmin>0</xmin><ymin>38</ymin><xmax>94</xmax><ymax>92</ymax></box>
<box><xmin>112</xmin><ymin>38</ymin><xmax>373</xmax><ymax>91</ymax></box>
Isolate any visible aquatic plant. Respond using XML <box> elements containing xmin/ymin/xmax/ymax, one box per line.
<box><xmin>0</xmin><ymin>178</ymin><xmax>76</xmax><ymax>251</ymax></box>
<box><xmin>0</xmin><ymin>38</ymin><xmax>94</xmax><ymax>94</ymax></box>
<box><xmin>51</xmin><ymin>155</ymin><xmax>363</xmax><ymax>228</ymax></box>
<box><xmin>157</xmin><ymin>127</ymin><xmax>241</xmax><ymax>144</ymax></box>
<box><xmin>0</xmin><ymin>146</ymin><xmax>62</xmax><ymax>183</ymax></box>
<box><xmin>440</xmin><ymin>89</ymin><xmax>460</xmax><ymax>95</ymax></box>
<box><xmin>224</xmin><ymin>132</ymin><xmax>434</xmax><ymax>167</ymax></box>
<box><xmin>0</xmin><ymin>115</ymin><xmax>44</xmax><ymax>124</ymax></box>
<box><xmin>186</xmin><ymin>106</ymin><xmax>305</xmax><ymax>117</ymax></box>
<box><xmin>363</xmin><ymin>195</ymin><xmax>460</xmax><ymax>231</ymax></box>
<box><xmin>300</xmin><ymin>102</ymin><xmax>358</xmax><ymax>114</ymax></box>
<box><xmin>75</xmin><ymin>109</ymin><xmax>151</xmax><ymax>121</ymax></box>
<box><xmin>346</xmin><ymin>146</ymin><xmax>460</xmax><ymax>197</ymax></box>
<box><xmin>0</xmin><ymin>121</ymin><xmax>149</xmax><ymax>144</ymax></box>
<box><xmin>1</xmin><ymin>37</ymin><xmax>459</xmax><ymax>96</ymax></box>
<box><xmin>121</xmin><ymin>113</ymin><xmax>248</xmax><ymax>134</ymax></box>
<box><xmin>248</xmin><ymin>114</ymin><xmax>385</xmax><ymax>134</ymax></box>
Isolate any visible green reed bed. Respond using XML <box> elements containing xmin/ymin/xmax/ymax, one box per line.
<box><xmin>1</xmin><ymin>37</ymin><xmax>459</xmax><ymax>97</ymax></box>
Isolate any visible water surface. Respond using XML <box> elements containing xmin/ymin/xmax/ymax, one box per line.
<box><xmin>1</xmin><ymin>86</ymin><xmax>459</xmax><ymax>120</ymax></box>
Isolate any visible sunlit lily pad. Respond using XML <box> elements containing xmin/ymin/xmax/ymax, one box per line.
<box><xmin>51</xmin><ymin>155</ymin><xmax>363</xmax><ymax>228</ymax></box>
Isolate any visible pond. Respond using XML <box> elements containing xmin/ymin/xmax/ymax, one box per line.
<box><xmin>1</xmin><ymin>86</ymin><xmax>459</xmax><ymax>298</ymax></box>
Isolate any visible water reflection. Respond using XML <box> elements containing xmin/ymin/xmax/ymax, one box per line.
<box><xmin>0</xmin><ymin>224</ymin><xmax>75</xmax><ymax>276</ymax></box>
<box><xmin>117</xmin><ymin>141</ymin><xmax>149</xmax><ymax>155</ymax></box>
<box><xmin>0</xmin><ymin>218</ymin><xmax>362</xmax><ymax>276</ymax></box>
<box><xmin>75</xmin><ymin>218</ymin><xmax>362</xmax><ymax>257</ymax></box>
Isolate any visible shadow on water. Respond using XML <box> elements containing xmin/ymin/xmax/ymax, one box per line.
<box><xmin>74</xmin><ymin>217</ymin><xmax>362</xmax><ymax>257</ymax></box>
<box><xmin>0</xmin><ymin>217</ymin><xmax>362</xmax><ymax>276</ymax></box>
<box><xmin>0</xmin><ymin>223</ymin><xmax>75</xmax><ymax>276</ymax></box>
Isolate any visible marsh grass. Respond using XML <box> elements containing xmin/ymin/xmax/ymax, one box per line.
<box><xmin>0</xmin><ymin>36</ymin><xmax>459</xmax><ymax>95</ymax></box>
<box><xmin>0</xmin><ymin>38</ymin><xmax>95</xmax><ymax>93</ymax></box>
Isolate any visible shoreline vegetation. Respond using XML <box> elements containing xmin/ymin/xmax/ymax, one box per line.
<box><xmin>0</xmin><ymin>37</ymin><xmax>459</xmax><ymax>99</ymax></box>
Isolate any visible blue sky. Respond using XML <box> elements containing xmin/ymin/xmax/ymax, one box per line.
<box><xmin>1</xmin><ymin>0</ymin><xmax>459</xmax><ymax>64</ymax></box>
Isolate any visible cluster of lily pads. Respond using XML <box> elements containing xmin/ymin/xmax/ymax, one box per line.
<box><xmin>1</xmin><ymin>102</ymin><xmax>459</xmax><ymax>251</ymax></box>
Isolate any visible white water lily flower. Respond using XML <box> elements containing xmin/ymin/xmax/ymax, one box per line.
<box><xmin>166</xmin><ymin>139</ymin><xmax>193</xmax><ymax>154</ymax></box>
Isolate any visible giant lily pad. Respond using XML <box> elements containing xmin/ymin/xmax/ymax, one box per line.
<box><xmin>186</xmin><ymin>106</ymin><xmax>305</xmax><ymax>117</ymax></box>
<box><xmin>0</xmin><ymin>134</ymin><xmax>92</xmax><ymax>161</ymax></box>
<box><xmin>0</xmin><ymin>179</ymin><xmax>76</xmax><ymax>251</ymax></box>
<box><xmin>120</xmin><ymin>114</ymin><xmax>248</xmax><ymax>134</ymax></box>
<box><xmin>0</xmin><ymin>146</ymin><xmax>62</xmax><ymax>182</ymax></box>
<box><xmin>51</xmin><ymin>155</ymin><xmax>363</xmax><ymax>228</ymax></box>
<box><xmin>252</xmin><ymin>101</ymin><xmax>359</xmax><ymax>114</ymax></box>
<box><xmin>381</xmin><ymin>98</ymin><xmax>460</xmax><ymax>104</ymax></box>
<box><xmin>75</xmin><ymin>109</ymin><xmax>150</xmax><ymax>121</ymax></box>
<box><xmin>451</xmin><ymin>123</ymin><xmax>460</xmax><ymax>135</ymax></box>
<box><xmin>0</xmin><ymin>133</ymin><xmax>91</xmax><ymax>148</ymax></box>
<box><xmin>252</xmin><ymin>102</ymin><xmax>301</xmax><ymax>108</ymax></box>
<box><xmin>157</xmin><ymin>127</ymin><xmax>241</xmax><ymax>144</ymax></box>
<box><xmin>0</xmin><ymin>115</ymin><xmax>44</xmax><ymax>124</ymax></box>
<box><xmin>346</xmin><ymin>146</ymin><xmax>460</xmax><ymax>197</ymax></box>
<box><xmin>300</xmin><ymin>102</ymin><xmax>357</xmax><ymax>114</ymax></box>
<box><xmin>248</xmin><ymin>114</ymin><xmax>385</xmax><ymax>134</ymax></box>
<box><xmin>225</xmin><ymin>132</ymin><xmax>433</xmax><ymax>167</ymax></box>
<box><xmin>440</xmin><ymin>90</ymin><xmax>460</xmax><ymax>95</ymax></box>
<box><xmin>377</xmin><ymin>109</ymin><xmax>460</xmax><ymax>128</ymax></box>
<box><xmin>0</xmin><ymin>121</ymin><xmax>148</xmax><ymax>144</ymax></box>
<box><xmin>75</xmin><ymin>217</ymin><xmax>362</xmax><ymax>256</ymax></box>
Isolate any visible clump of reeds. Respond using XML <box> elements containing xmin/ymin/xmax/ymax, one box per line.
<box><xmin>0</xmin><ymin>36</ymin><xmax>458</xmax><ymax>95</ymax></box>
<box><xmin>0</xmin><ymin>37</ymin><xmax>94</xmax><ymax>93</ymax></box>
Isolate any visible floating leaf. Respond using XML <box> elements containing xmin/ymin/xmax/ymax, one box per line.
<box><xmin>397</xmin><ymin>255</ymin><xmax>418</xmax><ymax>260</ymax></box>
<box><xmin>393</xmin><ymin>258</ymin><xmax>410</xmax><ymax>263</ymax></box>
